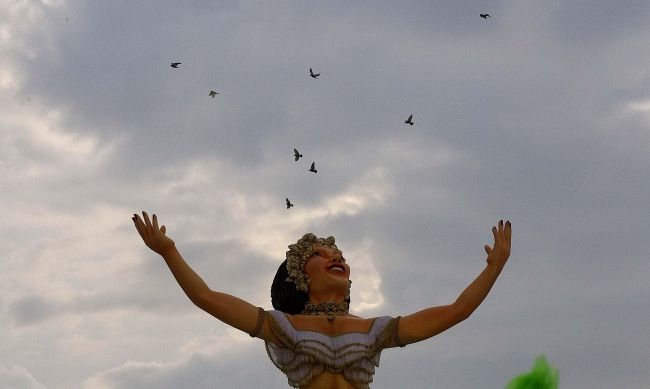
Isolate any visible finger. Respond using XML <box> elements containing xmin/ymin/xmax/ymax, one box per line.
<box><xmin>505</xmin><ymin>220</ymin><xmax>512</xmax><ymax>248</ymax></box>
<box><xmin>133</xmin><ymin>214</ymin><xmax>146</xmax><ymax>239</ymax></box>
<box><xmin>142</xmin><ymin>211</ymin><xmax>154</xmax><ymax>240</ymax></box>
<box><xmin>498</xmin><ymin>220</ymin><xmax>506</xmax><ymax>243</ymax></box>
<box><xmin>153</xmin><ymin>213</ymin><xmax>160</xmax><ymax>233</ymax></box>
<box><xmin>143</xmin><ymin>211</ymin><xmax>152</xmax><ymax>229</ymax></box>
<box><xmin>484</xmin><ymin>245</ymin><xmax>492</xmax><ymax>254</ymax></box>
<box><xmin>492</xmin><ymin>226</ymin><xmax>499</xmax><ymax>245</ymax></box>
<box><xmin>161</xmin><ymin>225</ymin><xmax>166</xmax><ymax>234</ymax></box>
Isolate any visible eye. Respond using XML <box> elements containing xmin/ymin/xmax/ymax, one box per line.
<box><xmin>311</xmin><ymin>251</ymin><xmax>321</xmax><ymax>257</ymax></box>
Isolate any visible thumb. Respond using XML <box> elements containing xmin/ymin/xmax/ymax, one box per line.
<box><xmin>484</xmin><ymin>245</ymin><xmax>491</xmax><ymax>254</ymax></box>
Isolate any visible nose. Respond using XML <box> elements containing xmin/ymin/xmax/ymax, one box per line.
<box><xmin>332</xmin><ymin>250</ymin><xmax>343</xmax><ymax>262</ymax></box>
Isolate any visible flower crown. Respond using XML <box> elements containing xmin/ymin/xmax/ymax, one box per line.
<box><xmin>285</xmin><ymin>233</ymin><xmax>337</xmax><ymax>292</ymax></box>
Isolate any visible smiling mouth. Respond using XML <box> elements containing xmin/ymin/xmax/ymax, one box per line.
<box><xmin>327</xmin><ymin>264</ymin><xmax>346</xmax><ymax>273</ymax></box>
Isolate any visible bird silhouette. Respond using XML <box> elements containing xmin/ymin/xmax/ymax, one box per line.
<box><xmin>309</xmin><ymin>162</ymin><xmax>317</xmax><ymax>173</ymax></box>
<box><xmin>294</xmin><ymin>148</ymin><xmax>303</xmax><ymax>161</ymax></box>
<box><xmin>404</xmin><ymin>114</ymin><xmax>414</xmax><ymax>126</ymax></box>
<box><xmin>171</xmin><ymin>62</ymin><xmax>181</xmax><ymax>68</ymax></box>
<box><xmin>209</xmin><ymin>91</ymin><xmax>219</xmax><ymax>98</ymax></box>
<box><xmin>309</xmin><ymin>68</ymin><xmax>320</xmax><ymax>79</ymax></box>
<box><xmin>480</xmin><ymin>13</ymin><xmax>490</xmax><ymax>19</ymax></box>
<box><xmin>286</xmin><ymin>198</ymin><xmax>294</xmax><ymax>209</ymax></box>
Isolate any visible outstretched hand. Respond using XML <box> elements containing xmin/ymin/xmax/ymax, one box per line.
<box><xmin>132</xmin><ymin>211</ymin><xmax>176</xmax><ymax>256</ymax></box>
<box><xmin>485</xmin><ymin>219</ymin><xmax>511</xmax><ymax>269</ymax></box>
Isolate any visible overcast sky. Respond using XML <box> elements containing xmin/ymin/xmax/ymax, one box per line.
<box><xmin>1</xmin><ymin>1</ymin><xmax>649</xmax><ymax>388</ymax></box>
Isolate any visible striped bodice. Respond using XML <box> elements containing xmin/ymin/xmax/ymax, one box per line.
<box><xmin>264</xmin><ymin>310</ymin><xmax>399</xmax><ymax>389</ymax></box>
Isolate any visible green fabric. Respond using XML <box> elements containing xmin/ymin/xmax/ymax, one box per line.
<box><xmin>505</xmin><ymin>355</ymin><xmax>559</xmax><ymax>389</ymax></box>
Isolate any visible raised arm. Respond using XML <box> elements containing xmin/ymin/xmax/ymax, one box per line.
<box><xmin>394</xmin><ymin>220</ymin><xmax>512</xmax><ymax>347</ymax></box>
<box><xmin>132</xmin><ymin>211</ymin><xmax>273</xmax><ymax>341</ymax></box>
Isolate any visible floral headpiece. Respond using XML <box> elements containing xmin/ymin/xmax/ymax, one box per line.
<box><xmin>285</xmin><ymin>233</ymin><xmax>337</xmax><ymax>292</ymax></box>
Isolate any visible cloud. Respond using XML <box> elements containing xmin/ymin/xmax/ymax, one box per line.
<box><xmin>346</xmin><ymin>238</ymin><xmax>384</xmax><ymax>314</ymax></box>
<box><xmin>0</xmin><ymin>365</ymin><xmax>47</xmax><ymax>389</ymax></box>
<box><xmin>626</xmin><ymin>99</ymin><xmax>650</xmax><ymax>113</ymax></box>
<box><xmin>2</xmin><ymin>2</ymin><xmax>650</xmax><ymax>388</ymax></box>
<box><xmin>7</xmin><ymin>296</ymin><xmax>61</xmax><ymax>326</ymax></box>
<box><xmin>81</xmin><ymin>330</ymin><xmax>280</xmax><ymax>389</ymax></box>
<box><xmin>3</xmin><ymin>154</ymin><xmax>398</xmax><ymax>328</ymax></box>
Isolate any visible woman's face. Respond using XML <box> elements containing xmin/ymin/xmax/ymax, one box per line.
<box><xmin>303</xmin><ymin>245</ymin><xmax>350</xmax><ymax>294</ymax></box>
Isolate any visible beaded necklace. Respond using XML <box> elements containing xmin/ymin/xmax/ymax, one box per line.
<box><xmin>302</xmin><ymin>301</ymin><xmax>349</xmax><ymax>321</ymax></box>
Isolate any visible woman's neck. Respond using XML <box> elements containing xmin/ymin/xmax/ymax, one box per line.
<box><xmin>308</xmin><ymin>290</ymin><xmax>346</xmax><ymax>305</ymax></box>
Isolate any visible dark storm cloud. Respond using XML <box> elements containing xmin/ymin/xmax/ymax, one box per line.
<box><xmin>3</xmin><ymin>1</ymin><xmax>650</xmax><ymax>388</ymax></box>
<box><xmin>8</xmin><ymin>296</ymin><xmax>61</xmax><ymax>326</ymax></box>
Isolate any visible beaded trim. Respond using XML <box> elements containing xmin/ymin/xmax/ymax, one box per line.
<box><xmin>249</xmin><ymin>307</ymin><xmax>266</xmax><ymax>337</ymax></box>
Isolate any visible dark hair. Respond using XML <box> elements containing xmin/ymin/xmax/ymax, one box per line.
<box><xmin>270</xmin><ymin>259</ymin><xmax>351</xmax><ymax>314</ymax></box>
<box><xmin>271</xmin><ymin>259</ymin><xmax>309</xmax><ymax>314</ymax></box>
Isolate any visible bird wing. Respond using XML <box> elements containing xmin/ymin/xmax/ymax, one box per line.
<box><xmin>310</xmin><ymin>162</ymin><xmax>315</xmax><ymax>169</ymax></box>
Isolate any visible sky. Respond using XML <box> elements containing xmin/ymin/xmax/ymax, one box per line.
<box><xmin>1</xmin><ymin>1</ymin><xmax>649</xmax><ymax>388</ymax></box>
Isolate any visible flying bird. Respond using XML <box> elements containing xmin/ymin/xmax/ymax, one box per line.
<box><xmin>171</xmin><ymin>62</ymin><xmax>181</xmax><ymax>68</ymax></box>
<box><xmin>286</xmin><ymin>198</ymin><xmax>294</xmax><ymax>209</ymax></box>
<box><xmin>209</xmin><ymin>90</ymin><xmax>219</xmax><ymax>98</ymax></box>
<box><xmin>294</xmin><ymin>148</ymin><xmax>303</xmax><ymax>161</ymax></box>
<box><xmin>404</xmin><ymin>114</ymin><xmax>414</xmax><ymax>126</ymax></box>
<box><xmin>309</xmin><ymin>68</ymin><xmax>320</xmax><ymax>79</ymax></box>
<box><xmin>480</xmin><ymin>13</ymin><xmax>490</xmax><ymax>19</ymax></box>
<box><xmin>309</xmin><ymin>162</ymin><xmax>317</xmax><ymax>173</ymax></box>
